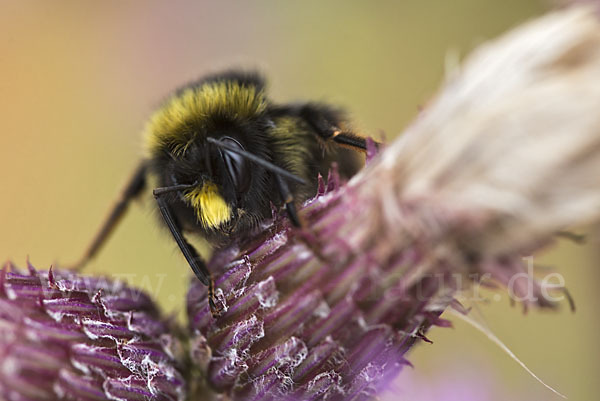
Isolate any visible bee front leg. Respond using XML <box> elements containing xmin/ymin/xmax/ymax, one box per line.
<box><xmin>153</xmin><ymin>190</ymin><xmax>224</xmax><ymax>317</ymax></box>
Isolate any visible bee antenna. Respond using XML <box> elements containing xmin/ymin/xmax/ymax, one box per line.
<box><xmin>207</xmin><ymin>137</ymin><xmax>307</xmax><ymax>185</ymax></box>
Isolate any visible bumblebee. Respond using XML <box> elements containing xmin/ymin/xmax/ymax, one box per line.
<box><xmin>73</xmin><ymin>70</ymin><xmax>371</xmax><ymax>315</ymax></box>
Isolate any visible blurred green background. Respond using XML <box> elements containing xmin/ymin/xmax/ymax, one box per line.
<box><xmin>1</xmin><ymin>1</ymin><xmax>598</xmax><ymax>400</ymax></box>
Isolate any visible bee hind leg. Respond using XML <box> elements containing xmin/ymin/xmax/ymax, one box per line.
<box><xmin>297</xmin><ymin>104</ymin><xmax>381</xmax><ymax>153</ymax></box>
<box><xmin>69</xmin><ymin>161</ymin><xmax>147</xmax><ymax>271</ymax></box>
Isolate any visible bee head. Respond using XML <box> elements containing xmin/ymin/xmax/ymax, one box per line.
<box><xmin>144</xmin><ymin>74</ymin><xmax>276</xmax><ymax>232</ymax></box>
<box><xmin>168</xmin><ymin>135</ymin><xmax>262</xmax><ymax>230</ymax></box>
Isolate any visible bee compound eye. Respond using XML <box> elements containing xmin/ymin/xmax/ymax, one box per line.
<box><xmin>220</xmin><ymin>137</ymin><xmax>251</xmax><ymax>194</ymax></box>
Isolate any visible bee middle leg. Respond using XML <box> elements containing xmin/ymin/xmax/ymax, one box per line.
<box><xmin>275</xmin><ymin>174</ymin><xmax>332</xmax><ymax>262</ymax></box>
<box><xmin>275</xmin><ymin>174</ymin><xmax>301</xmax><ymax>227</ymax></box>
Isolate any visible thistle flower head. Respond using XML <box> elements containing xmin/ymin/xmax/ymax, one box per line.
<box><xmin>0</xmin><ymin>262</ymin><xmax>186</xmax><ymax>401</ymax></box>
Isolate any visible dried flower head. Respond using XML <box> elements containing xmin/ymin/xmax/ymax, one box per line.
<box><xmin>0</xmin><ymin>263</ymin><xmax>186</xmax><ymax>401</ymax></box>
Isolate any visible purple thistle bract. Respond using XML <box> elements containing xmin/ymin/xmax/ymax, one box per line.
<box><xmin>187</xmin><ymin>167</ymin><xmax>511</xmax><ymax>401</ymax></box>
<box><xmin>0</xmin><ymin>263</ymin><xmax>186</xmax><ymax>401</ymax></box>
<box><xmin>187</xmin><ymin>170</ymin><xmax>440</xmax><ymax>401</ymax></box>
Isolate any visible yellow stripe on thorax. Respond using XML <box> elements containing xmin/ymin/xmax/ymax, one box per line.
<box><xmin>144</xmin><ymin>81</ymin><xmax>267</xmax><ymax>157</ymax></box>
<box><xmin>184</xmin><ymin>182</ymin><xmax>232</xmax><ymax>229</ymax></box>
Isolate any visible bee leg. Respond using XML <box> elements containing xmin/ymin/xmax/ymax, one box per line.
<box><xmin>275</xmin><ymin>174</ymin><xmax>301</xmax><ymax>227</ymax></box>
<box><xmin>298</xmin><ymin>105</ymin><xmax>380</xmax><ymax>152</ymax></box>
<box><xmin>70</xmin><ymin>161</ymin><xmax>147</xmax><ymax>271</ymax></box>
<box><xmin>276</xmin><ymin>174</ymin><xmax>333</xmax><ymax>262</ymax></box>
<box><xmin>329</xmin><ymin>129</ymin><xmax>375</xmax><ymax>152</ymax></box>
<box><xmin>153</xmin><ymin>190</ymin><xmax>224</xmax><ymax>317</ymax></box>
